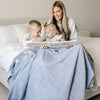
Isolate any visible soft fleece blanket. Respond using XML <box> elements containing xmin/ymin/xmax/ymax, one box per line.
<box><xmin>7</xmin><ymin>44</ymin><xmax>96</xmax><ymax>100</ymax></box>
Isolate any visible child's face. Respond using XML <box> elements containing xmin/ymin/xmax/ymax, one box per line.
<box><xmin>29</xmin><ymin>26</ymin><xmax>41</xmax><ymax>38</ymax></box>
<box><xmin>45</xmin><ymin>28</ymin><xmax>56</xmax><ymax>39</ymax></box>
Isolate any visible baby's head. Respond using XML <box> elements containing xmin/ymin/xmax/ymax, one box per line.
<box><xmin>44</xmin><ymin>23</ymin><xmax>60</xmax><ymax>39</ymax></box>
<box><xmin>28</xmin><ymin>20</ymin><xmax>41</xmax><ymax>38</ymax></box>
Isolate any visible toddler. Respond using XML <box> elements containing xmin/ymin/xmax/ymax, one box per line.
<box><xmin>41</xmin><ymin>23</ymin><xmax>72</xmax><ymax>49</ymax></box>
<box><xmin>44</xmin><ymin>23</ymin><xmax>66</xmax><ymax>42</ymax></box>
<box><xmin>23</xmin><ymin>20</ymin><xmax>44</xmax><ymax>42</ymax></box>
<box><xmin>40</xmin><ymin>22</ymin><xmax>66</xmax><ymax>49</ymax></box>
<box><xmin>23</xmin><ymin>20</ymin><xmax>46</xmax><ymax>49</ymax></box>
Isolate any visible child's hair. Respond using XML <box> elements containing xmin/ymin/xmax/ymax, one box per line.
<box><xmin>44</xmin><ymin>22</ymin><xmax>60</xmax><ymax>35</ymax></box>
<box><xmin>29</xmin><ymin>20</ymin><xmax>41</xmax><ymax>30</ymax></box>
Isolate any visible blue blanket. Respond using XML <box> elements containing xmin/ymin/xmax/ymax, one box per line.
<box><xmin>7</xmin><ymin>44</ymin><xmax>96</xmax><ymax>100</ymax></box>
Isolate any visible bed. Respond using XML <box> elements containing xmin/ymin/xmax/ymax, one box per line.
<box><xmin>0</xmin><ymin>19</ymin><xmax>100</xmax><ymax>100</ymax></box>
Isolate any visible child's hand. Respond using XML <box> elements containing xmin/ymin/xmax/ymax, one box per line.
<box><xmin>31</xmin><ymin>46</ymin><xmax>36</xmax><ymax>50</ymax></box>
<box><xmin>60</xmin><ymin>37</ymin><xmax>66</xmax><ymax>41</ymax></box>
<box><xmin>40</xmin><ymin>45</ymin><xmax>48</xmax><ymax>49</ymax></box>
<box><xmin>66</xmin><ymin>45</ymin><xmax>73</xmax><ymax>49</ymax></box>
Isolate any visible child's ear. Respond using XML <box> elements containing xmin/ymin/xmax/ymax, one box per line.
<box><xmin>29</xmin><ymin>29</ymin><xmax>31</xmax><ymax>33</ymax></box>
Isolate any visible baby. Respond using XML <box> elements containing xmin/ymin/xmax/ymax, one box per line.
<box><xmin>23</xmin><ymin>20</ymin><xmax>46</xmax><ymax>49</ymax></box>
<box><xmin>23</xmin><ymin>20</ymin><xmax>44</xmax><ymax>42</ymax></box>
<box><xmin>44</xmin><ymin>23</ymin><xmax>66</xmax><ymax>42</ymax></box>
<box><xmin>39</xmin><ymin>22</ymin><xmax>66</xmax><ymax>49</ymax></box>
<box><xmin>41</xmin><ymin>23</ymin><xmax>72</xmax><ymax>49</ymax></box>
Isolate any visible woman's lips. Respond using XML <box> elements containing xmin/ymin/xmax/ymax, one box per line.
<box><xmin>55</xmin><ymin>16</ymin><xmax>59</xmax><ymax>18</ymax></box>
<box><xmin>55</xmin><ymin>16</ymin><xmax>60</xmax><ymax>20</ymax></box>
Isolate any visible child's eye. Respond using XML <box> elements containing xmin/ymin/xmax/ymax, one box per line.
<box><xmin>37</xmin><ymin>31</ymin><xmax>41</xmax><ymax>33</ymax></box>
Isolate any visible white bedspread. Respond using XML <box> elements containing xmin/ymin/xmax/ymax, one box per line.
<box><xmin>0</xmin><ymin>43</ymin><xmax>24</xmax><ymax>72</ymax></box>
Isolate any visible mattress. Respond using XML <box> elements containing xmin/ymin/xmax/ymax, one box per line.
<box><xmin>0</xmin><ymin>43</ymin><xmax>24</xmax><ymax>72</ymax></box>
<box><xmin>0</xmin><ymin>41</ymin><xmax>100</xmax><ymax>99</ymax></box>
<box><xmin>0</xmin><ymin>43</ymin><xmax>24</xmax><ymax>89</ymax></box>
<box><xmin>0</xmin><ymin>67</ymin><xmax>8</xmax><ymax>88</ymax></box>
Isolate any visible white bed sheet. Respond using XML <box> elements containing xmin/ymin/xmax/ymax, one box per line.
<box><xmin>0</xmin><ymin>43</ymin><xmax>24</xmax><ymax>72</ymax></box>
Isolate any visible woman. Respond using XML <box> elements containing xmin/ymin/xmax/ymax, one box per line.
<box><xmin>46</xmin><ymin>1</ymin><xmax>77</xmax><ymax>41</ymax></box>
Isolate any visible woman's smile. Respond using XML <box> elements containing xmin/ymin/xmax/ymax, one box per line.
<box><xmin>53</xmin><ymin>6</ymin><xmax>63</xmax><ymax>23</ymax></box>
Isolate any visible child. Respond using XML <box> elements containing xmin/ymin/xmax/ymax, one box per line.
<box><xmin>23</xmin><ymin>20</ymin><xmax>46</xmax><ymax>49</ymax></box>
<box><xmin>44</xmin><ymin>23</ymin><xmax>66</xmax><ymax>42</ymax></box>
<box><xmin>23</xmin><ymin>20</ymin><xmax>44</xmax><ymax>42</ymax></box>
<box><xmin>40</xmin><ymin>23</ymin><xmax>66</xmax><ymax>49</ymax></box>
<box><xmin>41</xmin><ymin>23</ymin><xmax>73</xmax><ymax>49</ymax></box>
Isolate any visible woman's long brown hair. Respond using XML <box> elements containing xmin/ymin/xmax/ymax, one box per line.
<box><xmin>50</xmin><ymin>1</ymin><xmax>70</xmax><ymax>40</ymax></box>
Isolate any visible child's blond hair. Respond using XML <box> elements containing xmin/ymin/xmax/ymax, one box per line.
<box><xmin>44</xmin><ymin>23</ymin><xmax>60</xmax><ymax>35</ymax></box>
<box><xmin>29</xmin><ymin>20</ymin><xmax>41</xmax><ymax>30</ymax></box>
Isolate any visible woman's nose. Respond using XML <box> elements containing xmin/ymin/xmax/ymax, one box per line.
<box><xmin>55</xmin><ymin>12</ymin><xmax>57</xmax><ymax>16</ymax></box>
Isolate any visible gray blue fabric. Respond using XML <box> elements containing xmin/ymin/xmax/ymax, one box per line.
<box><xmin>7</xmin><ymin>44</ymin><xmax>96</xmax><ymax>100</ymax></box>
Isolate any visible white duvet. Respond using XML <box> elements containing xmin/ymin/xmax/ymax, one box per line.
<box><xmin>0</xmin><ymin>43</ymin><xmax>24</xmax><ymax>72</ymax></box>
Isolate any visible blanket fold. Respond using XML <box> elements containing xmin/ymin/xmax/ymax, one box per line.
<box><xmin>7</xmin><ymin>44</ymin><xmax>96</xmax><ymax>100</ymax></box>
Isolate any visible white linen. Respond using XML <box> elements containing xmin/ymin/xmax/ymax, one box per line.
<box><xmin>0</xmin><ymin>43</ymin><xmax>24</xmax><ymax>72</ymax></box>
<box><xmin>77</xmin><ymin>36</ymin><xmax>100</xmax><ymax>87</ymax></box>
<box><xmin>14</xmin><ymin>23</ymin><xmax>29</xmax><ymax>43</ymax></box>
<box><xmin>0</xmin><ymin>25</ymin><xmax>18</xmax><ymax>43</ymax></box>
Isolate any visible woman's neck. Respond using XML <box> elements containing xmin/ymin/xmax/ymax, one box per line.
<box><xmin>57</xmin><ymin>20</ymin><xmax>62</xmax><ymax>24</ymax></box>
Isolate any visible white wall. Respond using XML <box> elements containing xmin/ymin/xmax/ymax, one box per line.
<box><xmin>0</xmin><ymin>0</ymin><xmax>100</xmax><ymax>37</ymax></box>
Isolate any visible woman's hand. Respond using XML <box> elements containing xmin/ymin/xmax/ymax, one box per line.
<box><xmin>40</xmin><ymin>45</ymin><xmax>48</xmax><ymax>49</ymax></box>
<box><xmin>66</xmin><ymin>45</ymin><xmax>73</xmax><ymax>49</ymax></box>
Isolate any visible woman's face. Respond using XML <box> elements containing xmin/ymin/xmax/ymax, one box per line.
<box><xmin>53</xmin><ymin>6</ymin><xmax>63</xmax><ymax>23</ymax></box>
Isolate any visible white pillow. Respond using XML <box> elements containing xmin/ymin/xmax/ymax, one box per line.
<box><xmin>0</xmin><ymin>25</ymin><xmax>18</xmax><ymax>44</ymax></box>
<box><xmin>15</xmin><ymin>23</ymin><xmax>29</xmax><ymax>43</ymax></box>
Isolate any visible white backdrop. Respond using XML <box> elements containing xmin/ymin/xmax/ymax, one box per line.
<box><xmin>0</xmin><ymin>0</ymin><xmax>100</xmax><ymax>37</ymax></box>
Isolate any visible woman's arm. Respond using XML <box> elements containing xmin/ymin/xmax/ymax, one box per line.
<box><xmin>68</xmin><ymin>18</ymin><xmax>77</xmax><ymax>40</ymax></box>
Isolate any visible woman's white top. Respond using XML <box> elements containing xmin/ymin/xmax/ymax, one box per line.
<box><xmin>67</xmin><ymin>18</ymin><xmax>77</xmax><ymax>40</ymax></box>
<box><xmin>42</xmin><ymin>18</ymin><xmax>77</xmax><ymax>40</ymax></box>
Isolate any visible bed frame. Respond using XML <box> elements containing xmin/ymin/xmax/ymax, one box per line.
<box><xmin>0</xmin><ymin>18</ymin><xmax>100</xmax><ymax>100</ymax></box>
<box><xmin>0</xmin><ymin>67</ymin><xmax>100</xmax><ymax>100</ymax></box>
<box><xmin>0</xmin><ymin>68</ymin><xmax>8</xmax><ymax>89</ymax></box>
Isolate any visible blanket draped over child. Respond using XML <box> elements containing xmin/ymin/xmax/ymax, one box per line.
<box><xmin>7</xmin><ymin>44</ymin><xmax>96</xmax><ymax>100</ymax></box>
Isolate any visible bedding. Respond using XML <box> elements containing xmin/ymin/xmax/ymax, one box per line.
<box><xmin>14</xmin><ymin>23</ymin><xmax>29</xmax><ymax>43</ymax></box>
<box><xmin>0</xmin><ymin>20</ymin><xmax>99</xmax><ymax>99</ymax></box>
<box><xmin>0</xmin><ymin>25</ymin><xmax>18</xmax><ymax>43</ymax></box>
<box><xmin>0</xmin><ymin>43</ymin><xmax>24</xmax><ymax>71</ymax></box>
<box><xmin>7</xmin><ymin>44</ymin><xmax>96</xmax><ymax>100</ymax></box>
<box><xmin>78</xmin><ymin>36</ymin><xmax>100</xmax><ymax>87</ymax></box>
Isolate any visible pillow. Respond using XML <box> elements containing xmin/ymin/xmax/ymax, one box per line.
<box><xmin>0</xmin><ymin>25</ymin><xmax>18</xmax><ymax>44</ymax></box>
<box><xmin>15</xmin><ymin>23</ymin><xmax>29</xmax><ymax>43</ymax></box>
